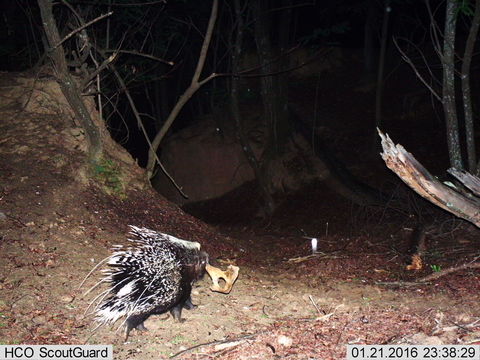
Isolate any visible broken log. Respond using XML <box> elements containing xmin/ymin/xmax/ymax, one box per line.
<box><xmin>377</xmin><ymin>129</ymin><xmax>480</xmax><ymax>228</ymax></box>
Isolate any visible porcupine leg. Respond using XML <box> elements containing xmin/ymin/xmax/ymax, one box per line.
<box><xmin>135</xmin><ymin>322</ymin><xmax>148</xmax><ymax>331</ymax></box>
<box><xmin>125</xmin><ymin>314</ymin><xmax>149</xmax><ymax>341</ymax></box>
<box><xmin>183</xmin><ymin>296</ymin><xmax>197</xmax><ymax>310</ymax></box>
<box><xmin>170</xmin><ymin>288</ymin><xmax>196</xmax><ymax>321</ymax></box>
<box><xmin>169</xmin><ymin>302</ymin><xmax>185</xmax><ymax>322</ymax></box>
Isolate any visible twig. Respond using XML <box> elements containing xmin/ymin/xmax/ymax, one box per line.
<box><xmin>287</xmin><ymin>254</ymin><xmax>318</xmax><ymax>263</ymax></box>
<box><xmin>316</xmin><ymin>304</ymin><xmax>344</xmax><ymax>322</ymax></box>
<box><xmin>287</xmin><ymin>251</ymin><xmax>343</xmax><ymax>263</ymax></box>
<box><xmin>104</xmin><ymin>49</ymin><xmax>174</xmax><ymax>65</ymax></box>
<box><xmin>81</xmin><ymin>52</ymin><xmax>118</xmax><ymax>90</ymax></box>
<box><xmin>170</xmin><ymin>332</ymin><xmax>260</xmax><ymax>358</ymax></box>
<box><xmin>4</xmin><ymin>213</ymin><xmax>27</xmax><ymax>227</ymax></box>
<box><xmin>308</xmin><ymin>295</ymin><xmax>322</xmax><ymax>315</ymax></box>
<box><xmin>335</xmin><ymin>321</ymin><xmax>349</xmax><ymax>347</ymax></box>
<box><xmin>234</xmin><ymin>46</ymin><xmax>331</xmax><ymax>79</ymax></box>
<box><xmin>53</xmin><ymin>11</ymin><xmax>113</xmax><ymax>49</ymax></box>
<box><xmin>393</xmin><ymin>37</ymin><xmax>441</xmax><ymax>102</ymax></box>
<box><xmin>72</xmin><ymin>0</ymin><xmax>166</xmax><ymax>7</ymax></box>
<box><xmin>376</xmin><ymin>280</ymin><xmax>422</xmax><ymax>287</ymax></box>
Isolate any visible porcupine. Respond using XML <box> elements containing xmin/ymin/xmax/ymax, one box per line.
<box><xmin>92</xmin><ymin>226</ymin><xmax>208</xmax><ymax>340</ymax></box>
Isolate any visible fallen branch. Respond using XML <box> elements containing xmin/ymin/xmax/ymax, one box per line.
<box><xmin>287</xmin><ymin>252</ymin><xmax>344</xmax><ymax>263</ymax></box>
<box><xmin>417</xmin><ymin>261</ymin><xmax>480</xmax><ymax>283</ymax></box>
<box><xmin>448</xmin><ymin>168</ymin><xmax>480</xmax><ymax>197</ymax></box>
<box><xmin>170</xmin><ymin>332</ymin><xmax>260</xmax><ymax>358</ymax></box>
<box><xmin>378</xmin><ymin>129</ymin><xmax>480</xmax><ymax>228</ymax></box>
<box><xmin>377</xmin><ymin>261</ymin><xmax>480</xmax><ymax>287</ymax></box>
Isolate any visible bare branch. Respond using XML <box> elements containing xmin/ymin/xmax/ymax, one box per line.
<box><xmin>96</xmin><ymin>46</ymin><xmax>189</xmax><ymax>198</ymax></box>
<box><xmin>104</xmin><ymin>49</ymin><xmax>174</xmax><ymax>65</ymax></box>
<box><xmin>81</xmin><ymin>52</ymin><xmax>117</xmax><ymax>90</ymax></box>
<box><xmin>393</xmin><ymin>37</ymin><xmax>441</xmax><ymax>101</ymax></box>
<box><xmin>71</xmin><ymin>0</ymin><xmax>166</xmax><ymax>7</ymax></box>
<box><xmin>146</xmin><ymin>0</ymin><xmax>219</xmax><ymax>177</ymax></box>
<box><xmin>53</xmin><ymin>11</ymin><xmax>113</xmax><ymax>49</ymax></box>
<box><xmin>267</xmin><ymin>2</ymin><xmax>315</xmax><ymax>13</ymax></box>
<box><xmin>425</xmin><ymin>0</ymin><xmax>444</xmax><ymax>60</ymax></box>
<box><xmin>191</xmin><ymin>0</ymin><xmax>218</xmax><ymax>84</ymax></box>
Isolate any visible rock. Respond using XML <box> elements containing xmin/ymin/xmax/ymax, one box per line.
<box><xmin>277</xmin><ymin>335</ymin><xmax>293</xmax><ymax>347</ymax></box>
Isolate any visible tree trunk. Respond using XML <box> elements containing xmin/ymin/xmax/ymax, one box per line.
<box><xmin>231</xmin><ymin>0</ymin><xmax>275</xmax><ymax>216</ymax></box>
<box><xmin>253</xmin><ymin>0</ymin><xmax>291</xmax><ymax>157</ymax></box>
<box><xmin>251</xmin><ymin>0</ymin><xmax>291</xmax><ymax>212</ymax></box>
<box><xmin>374</xmin><ymin>0</ymin><xmax>390</xmax><ymax>147</ymax></box>
<box><xmin>462</xmin><ymin>0</ymin><xmax>480</xmax><ymax>173</ymax></box>
<box><xmin>37</xmin><ymin>0</ymin><xmax>102</xmax><ymax>162</ymax></box>
<box><xmin>442</xmin><ymin>0</ymin><xmax>463</xmax><ymax>170</ymax></box>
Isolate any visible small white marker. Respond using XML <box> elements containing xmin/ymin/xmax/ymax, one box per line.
<box><xmin>311</xmin><ymin>238</ymin><xmax>318</xmax><ymax>254</ymax></box>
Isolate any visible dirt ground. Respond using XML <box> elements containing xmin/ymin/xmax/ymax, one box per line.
<box><xmin>0</xmin><ymin>71</ymin><xmax>479</xmax><ymax>360</ymax></box>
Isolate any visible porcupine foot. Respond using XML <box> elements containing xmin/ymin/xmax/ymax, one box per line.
<box><xmin>125</xmin><ymin>314</ymin><xmax>149</xmax><ymax>341</ymax></box>
<box><xmin>135</xmin><ymin>322</ymin><xmax>148</xmax><ymax>331</ymax></box>
<box><xmin>170</xmin><ymin>295</ymin><xmax>198</xmax><ymax>322</ymax></box>
<box><xmin>169</xmin><ymin>303</ymin><xmax>185</xmax><ymax>322</ymax></box>
<box><xmin>184</xmin><ymin>296</ymin><xmax>197</xmax><ymax>310</ymax></box>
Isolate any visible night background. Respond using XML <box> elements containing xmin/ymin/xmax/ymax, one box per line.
<box><xmin>0</xmin><ymin>0</ymin><xmax>480</xmax><ymax>358</ymax></box>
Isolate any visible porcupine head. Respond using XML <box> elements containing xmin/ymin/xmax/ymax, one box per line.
<box><xmin>94</xmin><ymin>226</ymin><xmax>208</xmax><ymax>340</ymax></box>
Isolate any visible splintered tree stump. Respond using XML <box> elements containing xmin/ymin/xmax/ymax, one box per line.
<box><xmin>377</xmin><ymin>129</ymin><xmax>480</xmax><ymax>228</ymax></box>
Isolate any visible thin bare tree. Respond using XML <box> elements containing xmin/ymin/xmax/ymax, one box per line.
<box><xmin>462</xmin><ymin>0</ymin><xmax>480</xmax><ymax>173</ymax></box>
<box><xmin>145</xmin><ymin>0</ymin><xmax>220</xmax><ymax>178</ymax></box>
<box><xmin>440</xmin><ymin>0</ymin><xmax>462</xmax><ymax>169</ymax></box>
<box><xmin>37</xmin><ymin>0</ymin><xmax>103</xmax><ymax>162</ymax></box>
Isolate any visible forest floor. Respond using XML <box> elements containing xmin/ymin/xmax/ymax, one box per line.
<box><xmin>0</xmin><ymin>71</ymin><xmax>479</xmax><ymax>360</ymax></box>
